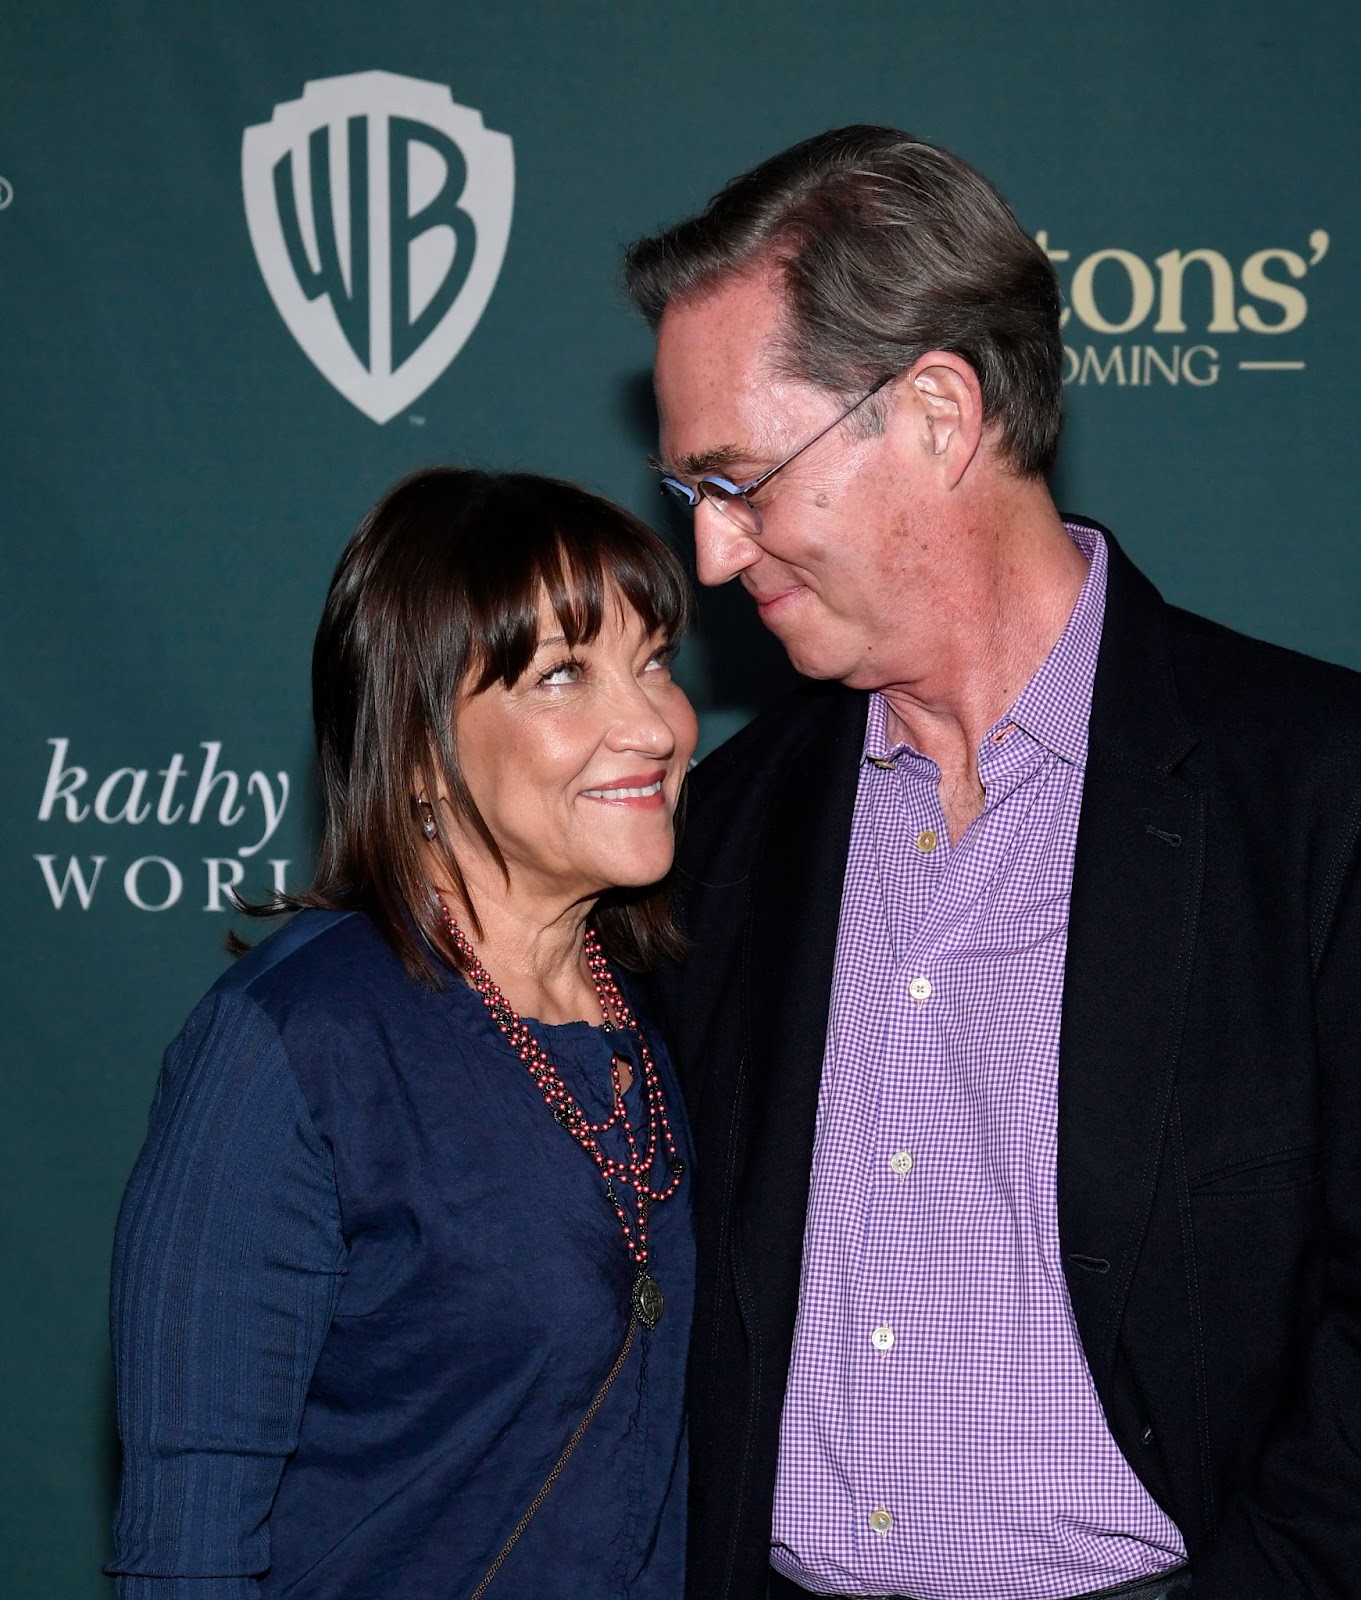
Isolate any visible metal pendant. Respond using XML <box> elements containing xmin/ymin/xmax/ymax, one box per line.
<box><xmin>631</xmin><ymin>1270</ymin><xmax>664</xmax><ymax>1330</ymax></box>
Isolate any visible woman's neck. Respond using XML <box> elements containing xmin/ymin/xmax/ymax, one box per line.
<box><xmin>441</xmin><ymin>881</ymin><xmax>602</xmax><ymax>1027</ymax></box>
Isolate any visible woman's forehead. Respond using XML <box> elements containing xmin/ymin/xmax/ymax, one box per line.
<box><xmin>530</xmin><ymin>582</ymin><xmax>664</xmax><ymax>646</ymax></box>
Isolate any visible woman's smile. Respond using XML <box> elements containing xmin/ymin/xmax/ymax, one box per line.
<box><xmin>580</xmin><ymin>774</ymin><xmax>667</xmax><ymax>806</ymax></box>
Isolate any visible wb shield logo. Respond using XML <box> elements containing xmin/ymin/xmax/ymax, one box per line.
<box><xmin>242</xmin><ymin>72</ymin><xmax>513</xmax><ymax>423</ymax></box>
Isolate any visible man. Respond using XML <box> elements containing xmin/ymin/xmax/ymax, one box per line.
<box><xmin>625</xmin><ymin>127</ymin><xmax>1361</xmax><ymax>1600</ymax></box>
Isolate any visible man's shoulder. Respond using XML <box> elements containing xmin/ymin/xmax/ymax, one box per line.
<box><xmin>1165</xmin><ymin>603</ymin><xmax>1361</xmax><ymax>746</ymax></box>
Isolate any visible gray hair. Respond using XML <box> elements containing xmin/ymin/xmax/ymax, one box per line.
<box><xmin>624</xmin><ymin>126</ymin><xmax>1064</xmax><ymax>476</ymax></box>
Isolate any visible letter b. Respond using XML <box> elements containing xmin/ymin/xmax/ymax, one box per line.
<box><xmin>388</xmin><ymin>118</ymin><xmax>477</xmax><ymax>369</ymax></box>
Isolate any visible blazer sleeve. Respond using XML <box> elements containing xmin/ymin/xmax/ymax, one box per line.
<box><xmin>106</xmin><ymin>988</ymin><xmax>347</xmax><ymax>1597</ymax></box>
<box><xmin>1195</xmin><ymin>837</ymin><xmax>1361</xmax><ymax>1599</ymax></box>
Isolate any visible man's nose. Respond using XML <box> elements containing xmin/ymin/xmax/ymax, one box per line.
<box><xmin>694</xmin><ymin>500</ymin><xmax>762</xmax><ymax>587</ymax></box>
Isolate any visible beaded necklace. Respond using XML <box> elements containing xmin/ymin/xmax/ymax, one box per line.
<box><xmin>437</xmin><ymin>897</ymin><xmax>683</xmax><ymax>1329</ymax></box>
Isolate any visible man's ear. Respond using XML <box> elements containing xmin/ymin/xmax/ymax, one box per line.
<box><xmin>904</xmin><ymin>352</ymin><xmax>985</xmax><ymax>489</ymax></box>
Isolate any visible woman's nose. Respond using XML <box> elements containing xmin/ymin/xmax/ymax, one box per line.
<box><xmin>606</xmin><ymin>683</ymin><xmax>678</xmax><ymax>756</ymax></box>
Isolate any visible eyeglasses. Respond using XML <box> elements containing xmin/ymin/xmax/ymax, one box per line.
<box><xmin>658</xmin><ymin>376</ymin><xmax>891</xmax><ymax>537</ymax></box>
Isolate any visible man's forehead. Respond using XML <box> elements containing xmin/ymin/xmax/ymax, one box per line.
<box><xmin>651</xmin><ymin>391</ymin><xmax>771</xmax><ymax>482</ymax></box>
<box><xmin>653</xmin><ymin>272</ymin><xmax>789</xmax><ymax>472</ymax></box>
<box><xmin>655</xmin><ymin>268</ymin><xmax>785</xmax><ymax>380</ymax></box>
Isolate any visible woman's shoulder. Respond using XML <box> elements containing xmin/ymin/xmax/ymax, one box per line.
<box><xmin>161</xmin><ymin>910</ymin><xmax>437</xmax><ymax>1107</ymax></box>
<box><xmin>224</xmin><ymin>907</ymin><xmax>384</xmax><ymax>988</ymax></box>
<box><xmin>205</xmin><ymin>909</ymin><xmax>414</xmax><ymax>1037</ymax></box>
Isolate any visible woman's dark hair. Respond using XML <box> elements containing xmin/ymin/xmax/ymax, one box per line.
<box><xmin>624</xmin><ymin>125</ymin><xmax>1064</xmax><ymax>476</ymax></box>
<box><xmin>245</xmin><ymin>468</ymin><xmax>693</xmax><ymax>982</ymax></box>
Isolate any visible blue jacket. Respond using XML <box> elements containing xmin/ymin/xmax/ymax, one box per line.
<box><xmin>108</xmin><ymin>908</ymin><xmax>693</xmax><ymax>1598</ymax></box>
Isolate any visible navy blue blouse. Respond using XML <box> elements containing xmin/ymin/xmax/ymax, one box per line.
<box><xmin>107</xmin><ymin>909</ymin><xmax>694</xmax><ymax>1598</ymax></box>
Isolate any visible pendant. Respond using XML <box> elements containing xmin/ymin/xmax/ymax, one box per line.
<box><xmin>631</xmin><ymin>1269</ymin><xmax>665</xmax><ymax>1330</ymax></box>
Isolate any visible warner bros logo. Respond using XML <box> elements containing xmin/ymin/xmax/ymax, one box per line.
<box><xmin>242</xmin><ymin>71</ymin><xmax>514</xmax><ymax>424</ymax></box>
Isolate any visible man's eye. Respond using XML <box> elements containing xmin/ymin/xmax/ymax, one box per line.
<box><xmin>539</xmin><ymin>659</ymin><xmax>583</xmax><ymax>686</ymax></box>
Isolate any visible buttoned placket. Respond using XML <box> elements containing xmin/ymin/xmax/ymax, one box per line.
<box><xmin>772</xmin><ymin>532</ymin><xmax>1160</xmax><ymax>1590</ymax></box>
<box><xmin>851</xmin><ymin>727</ymin><xmax>1057</xmax><ymax>1557</ymax></box>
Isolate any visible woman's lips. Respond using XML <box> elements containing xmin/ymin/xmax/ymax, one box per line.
<box><xmin>579</xmin><ymin>777</ymin><xmax>667</xmax><ymax>809</ymax></box>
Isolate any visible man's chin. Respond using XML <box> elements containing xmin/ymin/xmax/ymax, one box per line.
<box><xmin>765</xmin><ymin>628</ymin><xmax>854</xmax><ymax>684</ymax></box>
<box><xmin>753</xmin><ymin>595</ymin><xmax>858</xmax><ymax>682</ymax></box>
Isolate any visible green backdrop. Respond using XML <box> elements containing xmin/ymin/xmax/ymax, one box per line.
<box><xmin>2</xmin><ymin>3</ymin><xmax>1356</xmax><ymax>1593</ymax></box>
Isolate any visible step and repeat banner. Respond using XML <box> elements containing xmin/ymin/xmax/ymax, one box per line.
<box><xmin>1</xmin><ymin>2</ymin><xmax>1356</xmax><ymax>1593</ymax></box>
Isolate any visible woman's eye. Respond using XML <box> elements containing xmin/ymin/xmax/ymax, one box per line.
<box><xmin>643</xmin><ymin>647</ymin><xmax>674</xmax><ymax>676</ymax></box>
<box><xmin>538</xmin><ymin>659</ymin><xmax>583</xmax><ymax>686</ymax></box>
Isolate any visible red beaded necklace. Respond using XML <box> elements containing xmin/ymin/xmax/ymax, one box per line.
<box><xmin>437</xmin><ymin>897</ymin><xmax>683</xmax><ymax>1329</ymax></box>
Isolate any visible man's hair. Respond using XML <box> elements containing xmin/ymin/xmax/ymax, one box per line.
<box><xmin>624</xmin><ymin>125</ymin><xmax>1064</xmax><ymax>476</ymax></box>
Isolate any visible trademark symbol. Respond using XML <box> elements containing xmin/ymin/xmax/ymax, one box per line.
<box><xmin>0</xmin><ymin>177</ymin><xmax>13</xmax><ymax>210</ymax></box>
<box><xmin>409</xmin><ymin>415</ymin><xmax>426</xmax><ymax>427</ymax></box>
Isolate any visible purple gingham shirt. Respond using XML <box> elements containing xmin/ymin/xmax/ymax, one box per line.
<box><xmin>771</xmin><ymin>526</ymin><xmax>1186</xmax><ymax>1599</ymax></box>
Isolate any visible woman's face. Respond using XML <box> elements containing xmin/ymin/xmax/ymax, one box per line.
<box><xmin>448</xmin><ymin>588</ymin><xmax>699</xmax><ymax>912</ymax></box>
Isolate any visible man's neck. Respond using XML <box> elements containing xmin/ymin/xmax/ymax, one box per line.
<box><xmin>876</xmin><ymin>497</ymin><xmax>1089</xmax><ymax>841</ymax></box>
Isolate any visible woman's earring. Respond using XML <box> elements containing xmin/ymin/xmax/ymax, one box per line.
<box><xmin>416</xmin><ymin>800</ymin><xmax>438</xmax><ymax>841</ymax></box>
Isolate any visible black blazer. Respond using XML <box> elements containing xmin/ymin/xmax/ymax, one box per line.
<box><xmin>655</xmin><ymin>525</ymin><xmax>1361</xmax><ymax>1600</ymax></box>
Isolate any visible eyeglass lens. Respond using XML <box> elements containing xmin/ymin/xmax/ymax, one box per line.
<box><xmin>697</xmin><ymin>479</ymin><xmax>760</xmax><ymax>535</ymax></box>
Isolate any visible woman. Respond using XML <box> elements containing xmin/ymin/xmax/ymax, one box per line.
<box><xmin>107</xmin><ymin>469</ymin><xmax>700</xmax><ymax>1598</ymax></box>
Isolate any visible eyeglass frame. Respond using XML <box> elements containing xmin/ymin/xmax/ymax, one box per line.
<box><xmin>657</xmin><ymin>374</ymin><xmax>893</xmax><ymax>536</ymax></box>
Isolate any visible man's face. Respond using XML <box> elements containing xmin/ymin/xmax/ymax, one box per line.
<box><xmin>653</xmin><ymin>267</ymin><xmax>933</xmax><ymax>686</ymax></box>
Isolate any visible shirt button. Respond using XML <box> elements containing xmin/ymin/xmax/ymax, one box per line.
<box><xmin>869</xmin><ymin>1506</ymin><xmax>894</xmax><ymax>1536</ymax></box>
<box><xmin>870</xmin><ymin>1324</ymin><xmax>895</xmax><ymax>1352</ymax></box>
<box><xmin>915</xmin><ymin>828</ymin><xmax>938</xmax><ymax>854</ymax></box>
<box><xmin>890</xmin><ymin>1150</ymin><xmax>915</xmax><ymax>1177</ymax></box>
<box><xmin>908</xmin><ymin>976</ymin><xmax>933</xmax><ymax>1003</ymax></box>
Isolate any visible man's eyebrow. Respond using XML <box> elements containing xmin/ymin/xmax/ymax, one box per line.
<box><xmin>649</xmin><ymin>444</ymin><xmax>753</xmax><ymax>480</ymax></box>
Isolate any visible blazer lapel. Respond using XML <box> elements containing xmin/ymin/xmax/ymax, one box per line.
<box><xmin>1058</xmin><ymin>529</ymin><xmax>1206</xmax><ymax>1380</ymax></box>
<box><xmin>735</xmin><ymin>687</ymin><xmax>866</xmax><ymax>1339</ymax></box>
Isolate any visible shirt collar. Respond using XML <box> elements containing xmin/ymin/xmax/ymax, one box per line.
<box><xmin>996</xmin><ymin>520</ymin><xmax>1106</xmax><ymax>767</ymax></box>
<box><xmin>861</xmin><ymin>521</ymin><xmax>1108</xmax><ymax>772</ymax></box>
<box><xmin>862</xmin><ymin>690</ymin><xmax>908</xmax><ymax>768</ymax></box>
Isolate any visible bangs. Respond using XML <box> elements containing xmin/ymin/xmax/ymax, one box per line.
<box><xmin>282</xmin><ymin>464</ymin><xmax>692</xmax><ymax>985</ymax></box>
<box><xmin>466</xmin><ymin>477</ymin><xmax>692</xmax><ymax>692</ymax></box>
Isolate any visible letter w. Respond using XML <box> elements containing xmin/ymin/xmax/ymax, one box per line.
<box><xmin>35</xmin><ymin>854</ymin><xmax>107</xmax><ymax>909</ymax></box>
<box><xmin>273</xmin><ymin>117</ymin><xmax>370</xmax><ymax>366</ymax></box>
